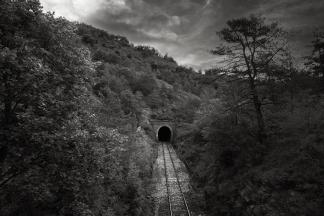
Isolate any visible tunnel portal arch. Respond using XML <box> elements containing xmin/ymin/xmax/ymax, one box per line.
<box><xmin>157</xmin><ymin>125</ymin><xmax>172</xmax><ymax>142</ymax></box>
<box><xmin>151</xmin><ymin>120</ymin><xmax>176</xmax><ymax>143</ymax></box>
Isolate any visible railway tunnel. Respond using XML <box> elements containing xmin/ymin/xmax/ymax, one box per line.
<box><xmin>157</xmin><ymin>126</ymin><xmax>172</xmax><ymax>142</ymax></box>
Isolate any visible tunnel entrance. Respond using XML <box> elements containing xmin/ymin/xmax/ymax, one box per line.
<box><xmin>158</xmin><ymin>126</ymin><xmax>172</xmax><ymax>142</ymax></box>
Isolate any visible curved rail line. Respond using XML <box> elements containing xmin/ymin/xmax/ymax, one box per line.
<box><xmin>161</xmin><ymin>142</ymin><xmax>191</xmax><ymax>216</ymax></box>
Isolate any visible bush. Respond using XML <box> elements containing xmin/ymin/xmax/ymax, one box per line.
<box><xmin>93</xmin><ymin>49</ymin><xmax>121</xmax><ymax>64</ymax></box>
<box><xmin>131</xmin><ymin>74</ymin><xmax>157</xmax><ymax>96</ymax></box>
<box><xmin>82</xmin><ymin>34</ymin><xmax>97</xmax><ymax>46</ymax></box>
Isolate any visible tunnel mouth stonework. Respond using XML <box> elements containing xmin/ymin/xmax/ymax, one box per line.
<box><xmin>157</xmin><ymin>126</ymin><xmax>172</xmax><ymax>142</ymax></box>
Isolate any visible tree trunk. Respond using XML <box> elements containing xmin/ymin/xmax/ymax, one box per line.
<box><xmin>249</xmin><ymin>79</ymin><xmax>265</xmax><ymax>143</ymax></box>
<box><xmin>3</xmin><ymin>74</ymin><xmax>13</xmax><ymax>125</ymax></box>
<box><xmin>4</xmin><ymin>99</ymin><xmax>12</xmax><ymax>125</ymax></box>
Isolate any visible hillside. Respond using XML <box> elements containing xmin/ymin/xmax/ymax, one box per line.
<box><xmin>1</xmin><ymin>1</ymin><xmax>324</xmax><ymax>216</ymax></box>
<box><xmin>0</xmin><ymin>1</ymin><xmax>203</xmax><ymax>215</ymax></box>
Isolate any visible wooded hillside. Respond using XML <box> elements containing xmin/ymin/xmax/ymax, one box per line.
<box><xmin>175</xmin><ymin>16</ymin><xmax>324</xmax><ymax>216</ymax></box>
<box><xmin>0</xmin><ymin>1</ymin><xmax>201</xmax><ymax>215</ymax></box>
<box><xmin>1</xmin><ymin>1</ymin><xmax>323</xmax><ymax>216</ymax></box>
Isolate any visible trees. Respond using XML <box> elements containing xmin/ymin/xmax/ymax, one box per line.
<box><xmin>130</xmin><ymin>73</ymin><xmax>157</xmax><ymax>96</ymax></box>
<box><xmin>212</xmin><ymin>15</ymin><xmax>287</xmax><ymax>142</ymax></box>
<box><xmin>306</xmin><ymin>30</ymin><xmax>324</xmax><ymax>90</ymax></box>
<box><xmin>0</xmin><ymin>1</ymin><xmax>99</xmax><ymax>214</ymax></box>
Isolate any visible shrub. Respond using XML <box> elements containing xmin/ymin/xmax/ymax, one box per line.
<box><xmin>93</xmin><ymin>49</ymin><xmax>121</xmax><ymax>64</ymax></box>
<box><xmin>131</xmin><ymin>74</ymin><xmax>157</xmax><ymax>96</ymax></box>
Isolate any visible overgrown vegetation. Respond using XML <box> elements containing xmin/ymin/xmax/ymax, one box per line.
<box><xmin>0</xmin><ymin>1</ymin><xmax>201</xmax><ymax>215</ymax></box>
<box><xmin>1</xmin><ymin>1</ymin><xmax>323</xmax><ymax>216</ymax></box>
<box><xmin>176</xmin><ymin>15</ymin><xmax>324</xmax><ymax>216</ymax></box>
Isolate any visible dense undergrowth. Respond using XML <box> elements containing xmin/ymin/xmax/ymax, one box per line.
<box><xmin>175</xmin><ymin>35</ymin><xmax>324</xmax><ymax>216</ymax></box>
<box><xmin>0</xmin><ymin>1</ymin><xmax>201</xmax><ymax>215</ymax></box>
<box><xmin>177</xmin><ymin>91</ymin><xmax>324</xmax><ymax>215</ymax></box>
<box><xmin>1</xmin><ymin>1</ymin><xmax>324</xmax><ymax>216</ymax></box>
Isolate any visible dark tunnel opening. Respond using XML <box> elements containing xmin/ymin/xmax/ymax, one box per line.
<box><xmin>158</xmin><ymin>126</ymin><xmax>172</xmax><ymax>142</ymax></box>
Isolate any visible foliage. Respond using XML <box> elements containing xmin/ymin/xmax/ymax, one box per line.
<box><xmin>305</xmin><ymin>30</ymin><xmax>324</xmax><ymax>90</ymax></box>
<box><xmin>129</xmin><ymin>73</ymin><xmax>157</xmax><ymax>96</ymax></box>
<box><xmin>212</xmin><ymin>15</ymin><xmax>288</xmax><ymax>142</ymax></box>
<box><xmin>135</xmin><ymin>45</ymin><xmax>161</xmax><ymax>58</ymax></box>
<box><xmin>0</xmin><ymin>1</ymin><xmax>154</xmax><ymax>215</ymax></box>
<box><xmin>175</xmin><ymin>15</ymin><xmax>324</xmax><ymax>216</ymax></box>
<box><xmin>93</xmin><ymin>49</ymin><xmax>121</xmax><ymax>64</ymax></box>
<box><xmin>5</xmin><ymin>2</ymin><xmax>323</xmax><ymax>215</ymax></box>
<box><xmin>173</xmin><ymin>97</ymin><xmax>201</xmax><ymax>123</ymax></box>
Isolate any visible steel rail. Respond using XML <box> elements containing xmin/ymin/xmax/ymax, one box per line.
<box><xmin>162</xmin><ymin>142</ymin><xmax>173</xmax><ymax>216</ymax></box>
<box><xmin>166</xmin><ymin>143</ymin><xmax>191</xmax><ymax>216</ymax></box>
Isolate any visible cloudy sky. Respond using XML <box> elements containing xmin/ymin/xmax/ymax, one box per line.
<box><xmin>40</xmin><ymin>0</ymin><xmax>324</xmax><ymax>70</ymax></box>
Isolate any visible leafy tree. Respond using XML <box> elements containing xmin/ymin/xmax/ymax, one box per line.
<box><xmin>174</xmin><ymin>98</ymin><xmax>201</xmax><ymax>123</ymax></box>
<box><xmin>93</xmin><ymin>49</ymin><xmax>121</xmax><ymax>64</ymax></box>
<box><xmin>135</xmin><ymin>45</ymin><xmax>161</xmax><ymax>58</ymax></box>
<box><xmin>212</xmin><ymin>15</ymin><xmax>287</xmax><ymax>142</ymax></box>
<box><xmin>0</xmin><ymin>1</ymin><xmax>99</xmax><ymax>214</ymax></box>
<box><xmin>305</xmin><ymin>30</ymin><xmax>324</xmax><ymax>90</ymax></box>
<box><xmin>131</xmin><ymin>73</ymin><xmax>157</xmax><ymax>96</ymax></box>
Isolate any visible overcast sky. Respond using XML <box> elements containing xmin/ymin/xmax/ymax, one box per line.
<box><xmin>40</xmin><ymin>0</ymin><xmax>324</xmax><ymax>70</ymax></box>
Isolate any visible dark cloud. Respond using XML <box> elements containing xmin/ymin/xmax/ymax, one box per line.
<box><xmin>41</xmin><ymin>0</ymin><xmax>324</xmax><ymax>70</ymax></box>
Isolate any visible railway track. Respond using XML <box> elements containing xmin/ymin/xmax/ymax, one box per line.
<box><xmin>159</xmin><ymin>142</ymin><xmax>191</xmax><ymax>216</ymax></box>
